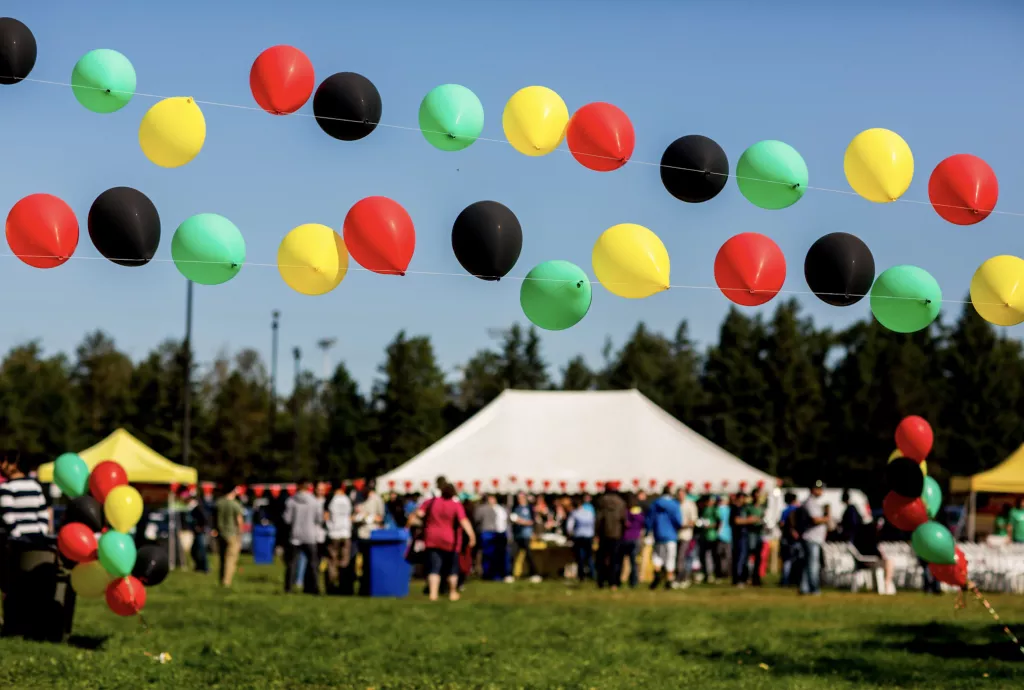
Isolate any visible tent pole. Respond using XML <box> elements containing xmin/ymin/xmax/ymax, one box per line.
<box><xmin>967</xmin><ymin>491</ymin><xmax>977</xmax><ymax>542</ymax></box>
<box><xmin>168</xmin><ymin>489</ymin><xmax>176</xmax><ymax>571</ymax></box>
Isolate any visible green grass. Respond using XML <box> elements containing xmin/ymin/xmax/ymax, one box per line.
<box><xmin>1</xmin><ymin>558</ymin><xmax>1022</xmax><ymax>689</ymax></box>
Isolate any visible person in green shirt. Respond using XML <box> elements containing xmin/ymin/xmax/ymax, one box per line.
<box><xmin>993</xmin><ymin>504</ymin><xmax>1011</xmax><ymax>538</ymax></box>
<box><xmin>213</xmin><ymin>486</ymin><xmax>245</xmax><ymax>587</ymax></box>
<box><xmin>1010</xmin><ymin>498</ymin><xmax>1024</xmax><ymax>543</ymax></box>
<box><xmin>696</xmin><ymin>495</ymin><xmax>721</xmax><ymax>584</ymax></box>
<box><xmin>741</xmin><ymin>488</ymin><xmax>766</xmax><ymax>587</ymax></box>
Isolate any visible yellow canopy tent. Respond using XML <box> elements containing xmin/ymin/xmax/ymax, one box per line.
<box><xmin>37</xmin><ymin>428</ymin><xmax>198</xmax><ymax>485</ymax></box>
<box><xmin>950</xmin><ymin>443</ymin><xmax>1024</xmax><ymax>540</ymax></box>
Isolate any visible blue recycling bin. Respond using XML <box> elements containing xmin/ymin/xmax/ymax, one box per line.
<box><xmin>366</xmin><ymin>528</ymin><xmax>411</xmax><ymax>597</ymax></box>
<box><xmin>252</xmin><ymin>524</ymin><xmax>276</xmax><ymax>565</ymax></box>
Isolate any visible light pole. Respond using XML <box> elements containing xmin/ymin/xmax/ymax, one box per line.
<box><xmin>293</xmin><ymin>347</ymin><xmax>302</xmax><ymax>471</ymax></box>
<box><xmin>317</xmin><ymin>338</ymin><xmax>337</xmax><ymax>380</ymax></box>
<box><xmin>269</xmin><ymin>310</ymin><xmax>280</xmax><ymax>454</ymax></box>
<box><xmin>182</xmin><ymin>281</ymin><xmax>193</xmax><ymax>466</ymax></box>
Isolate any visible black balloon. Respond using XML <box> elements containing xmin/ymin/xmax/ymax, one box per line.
<box><xmin>63</xmin><ymin>496</ymin><xmax>103</xmax><ymax>533</ymax></box>
<box><xmin>886</xmin><ymin>457</ymin><xmax>925</xmax><ymax>499</ymax></box>
<box><xmin>660</xmin><ymin>135</ymin><xmax>729</xmax><ymax>203</ymax></box>
<box><xmin>452</xmin><ymin>201</ymin><xmax>523</xmax><ymax>281</ymax></box>
<box><xmin>88</xmin><ymin>187</ymin><xmax>161</xmax><ymax>267</ymax></box>
<box><xmin>0</xmin><ymin>18</ymin><xmax>36</xmax><ymax>85</ymax></box>
<box><xmin>804</xmin><ymin>232</ymin><xmax>875</xmax><ymax>307</ymax></box>
<box><xmin>133</xmin><ymin>544</ymin><xmax>169</xmax><ymax>587</ymax></box>
<box><xmin>312</xmin><ymin>72</ymin><xmax>382</xmax><ymax>142</ymax></box>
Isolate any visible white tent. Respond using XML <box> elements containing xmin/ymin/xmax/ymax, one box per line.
<box><xmin>378</xmin><ymin>389</ymin><xmax>776</xmax><ymax>494</ymax></box>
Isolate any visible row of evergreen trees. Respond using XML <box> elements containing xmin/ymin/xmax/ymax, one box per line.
<box><xmin>0</xmin><ymin>298</ymin><xmax>1019</xmax><ymax>500</ymax></box>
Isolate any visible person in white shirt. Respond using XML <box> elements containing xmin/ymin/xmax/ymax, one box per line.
<box><xmin>675</xmin><ymin>488</ymin><xmax>699</xmax><ymax>588</ymax></box>
<box><xmin>325</xmin><ymin>484</ymin><xmax>353</xmax><ymax>594</ymax></box>
<box><xmin>799</xmin><ymin>481</ymin><xmax>830</xmax><ymax>596</ymax></box>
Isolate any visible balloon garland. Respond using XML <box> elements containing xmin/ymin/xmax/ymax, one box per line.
<box><xmin>51</xmin><ymin>453</ymin><xmax>160</xmax><ymax>618</ymax></box>
<box><xmin>0</xmin><ymin>17</ymin><xmax>1019</xmax><ymax>336</ymax></box>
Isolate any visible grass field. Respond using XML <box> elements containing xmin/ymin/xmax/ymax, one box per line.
<box><xmin>1</xmin><ymin>557</ymin><xmax>1022</xmax><ymax>689</ymax></box>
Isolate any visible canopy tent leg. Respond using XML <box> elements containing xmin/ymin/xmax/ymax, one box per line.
<box><xmin>967</xmin><ymin>491</ymin><xmax>977</xmax><ymax>542</ymax></box>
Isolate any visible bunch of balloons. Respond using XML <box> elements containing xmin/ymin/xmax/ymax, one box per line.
<box><xmin>51</xmin><ymin>453</ymin><xmax>168</xmax><ymax>617</ymax></box>
<box><xmin>882</xmin><ymin>416</ymin><xmax>968</xmax><ymax>589</ymax></box>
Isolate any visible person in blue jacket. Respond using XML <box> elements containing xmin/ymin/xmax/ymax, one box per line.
<box><xmin>645</xmin><ymin>485</ymin><xmax>683</xmax><ymax>590</ymax></box>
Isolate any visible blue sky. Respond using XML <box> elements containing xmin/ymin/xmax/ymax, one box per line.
<box><xmin>2</xmin><ymin>0</ymin><xmax>1022</xmax><ymax>393</ymax></box>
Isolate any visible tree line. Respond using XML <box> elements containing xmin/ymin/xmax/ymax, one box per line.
<box><xmin>0</xmin><ymin>297</ymin><xmax>1019</xmax><ymax>501</ymax></box>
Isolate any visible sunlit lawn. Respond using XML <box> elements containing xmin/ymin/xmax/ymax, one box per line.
<box><xmin>1</xmin><ymin>556</ymin><xmax>1022</xmax><ymax>689</ymax></box>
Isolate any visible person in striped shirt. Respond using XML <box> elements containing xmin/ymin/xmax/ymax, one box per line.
<box><xmin>0</xmin><ymin>453</ymin><xmax>51</xmax><ymax>540</ymax></box>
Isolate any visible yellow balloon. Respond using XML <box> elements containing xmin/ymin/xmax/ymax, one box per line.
<box><xmin>970</xmin><ymin>255</ymin><xmax>1024</xmax><ymax>327</ymax></box>
<box><xmin>502</xmin><ymin>86</ymin><xmax>569</xmax><ymax>157</ymax></box>
<box><xmin>888</xmin><ymin>449</ymin><xmax>903</xmax><ymax>462</ymax></box>
<box><xmin>843</xmin><ymin>128</ymin><xmax>913</xmax><ymax>203</ymax></box>
<box><xmin>278</xmin><ymin>224</ymin><xmax>349</xmax><ymax>296</ymax></box>
<box><xmin>70</xmin><ymin>560</ymin><xmax>112</xmax><ymax>598</ymax></box>
<box><xmin>104</xmin><ymin>484</ymin><xmax>143</xmax><ymax>533</ymax></box>
<box><xmin>592</xmin><ymin>223</ymin><xmax>670</xmax><ymax>299</ymax></box>
<box><xmin>139</xmin><ymin>97</ymin><xmax>206</xmax><ymax>168</ymax></box>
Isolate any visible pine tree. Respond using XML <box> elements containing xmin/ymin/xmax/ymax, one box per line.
<box><xmin>561</xmin><ymin>356</ymin><xmax>595</xmax><ymax>391</ymax></box>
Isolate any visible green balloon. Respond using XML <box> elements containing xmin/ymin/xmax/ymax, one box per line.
<box><xmin>922</xmin><ymin>475</ymin><xmax>942</xmax><ymax>518</ymax></box>
<box><xmin>71</xmin><ymin>49</ymin><xmax>136</xmax><ymax>114</ymax></box>
<box><xmin>418</xmin><ymin>84</ymin><xmax>484</xmax><ymax>152</ymax></box>
<box><xmin>911</xmin><ymin>521</ymin><xmax>956</xmax><ymax>565</ymax></box>
<box><xmin>53</xmin><ymin>452</ymin><xmax>89</xmax><ymax>498</ymax></box>
<box><xmin>735</xmin><ymin>140</ymin><xmax>808</xmax><ymax>210</ymax></box>
<box><xmin>870</xmin><ymin>266</ymin><xmax>942</xmax><ymax>333</ymax></box>
<box><xmin>172</xmin><ymin>214</ymin><xmax>246</xmax><ymax>285</ymax></box>
<box><xmin>520</xmin><ymin>260</ymin><xmax>593</xmax><ymax>331</ymax></box>
<box><xmin>98</xmin><ymin>531</ymin><xmax>137</xmax><ymax>578</ymax></box>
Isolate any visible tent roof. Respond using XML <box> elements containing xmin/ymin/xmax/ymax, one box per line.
<box><xmin>37</xmin><ymin>429</ymin><xmax>198</xmax><ymax>485</ymax></box>
<box><xmin>951</xmin><ymin>443</ymin><xmax>1024</xmax><ymax>494</ymax></box>
<box><xmin>378</xmin><ymin>389</ymin><xmax>775</xmax><ymax>492</ymax></box>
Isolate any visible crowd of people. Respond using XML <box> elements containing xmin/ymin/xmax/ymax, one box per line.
<box><xmin>184</xmin><ymin>475</ymin><xmax>941</xmax><ymax>600</ymax></box>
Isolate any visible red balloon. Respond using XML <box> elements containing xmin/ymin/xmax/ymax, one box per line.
<box><xmin>5</xmin><ymin>193</ymin><xmax>80</xmax><ymax>268</ymax></box>
<box><xmin>105</xmin><ymin>576</ymin><xmax>147</xmax><ymax>617</ymax></box>
<box><xmin>882</xmin><ymin>491</ymin><xmax>928</xmax><ymax>532</ymax></box>
<box><xmin>57</xmin><ymin>523</ymin><xmax>98</xmax><ymax>563</ymax></box>
<box><xmin>895</xmin><ymin>415</ymin><xmax>933</xmax><ymax>462</ymax></box>
<box><xmin>714</xmin><ymin>233</ymin><xmax>786</xmax><ymax>306</ymax></box>
<box><xmin>929</xmin><ymin>547</ymin><xmax>968</xmax><ymax>588</ymax></box>
<box><xmin>89</xmin><ymin>460</ymin><xmax>128</xmax><ymax>503</ymax></box>
<box><xmin>343</xmin><ymin>196</ymin><xmax>416</xmax><ymax>276</ymax></box>
<box><xmin>928</xmin><ymin>154</ymin><xmax>998</xmax><ymax>226</ymax></box>
<box><xmin>565</xmin><ymin>102</ymin><xmax>635</xmax><ymax>172</ymax></box>
<box><xmin>249</xmin><ymin>45</ymin><xmax>315</xmax><ymax>115</ymax></box>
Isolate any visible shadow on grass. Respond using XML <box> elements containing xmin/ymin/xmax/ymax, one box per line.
<box><xmin>678</xmin><ymin>623</ymin><xmax>1020</xmax><ymax>686</ymax></box>
<box><xmin>66</xmin><ymin>634</ymin><xmax>108</xmax><ymax>651</ymax></box>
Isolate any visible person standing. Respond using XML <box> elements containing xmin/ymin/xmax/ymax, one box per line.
<box><xmin>0</xmin><ymin>453</ymin><xmax>50</xmax><ymax>539</ymax></box>
<box><xmin>567</xmin><ymin>496</ymin><xmax>596</xmax><ymax>582</ymax></box>
<box><xmin>778</xmin><ymin>492</ymin><xmax>801</xmax><ymax>586</ymax></box>
<box><xmin>730</xmin><ymin>493</ymin><xmax>750</xmax><ymax>587</ymax></box>
<box><xmin>716</xmin><ymin>495</ymin><xmax>732</xmax><ymax>580</ymax></box>
<box><xmin>838</xmin><ymin>490</ymin><xmax>863</xmax><ymax>544</ymax></box>
<box><xmin>646</xmin><ymin>485</ymin><xmax>682</xmax><ymax>590</ymax></box>
<box><xmin>696</xmin><ymin>494</ymin><xmax>721</xmax><ymax>584</ymax></box>
<box><xmin>474</xmin><ymin>494</ymin><xmax>509</xmax><ymax>581</ymax></box>
<box><xmin>675</xmin><ymin>487</ymin><xmax>698</xmax><ymax>589</ymax></box>
<box><xmin>595</xmin><ymin>482</ymin><xmax>628</xmax><ymax>590</ymax></box>
<box><xmin>416</xmin><ymin>483</ymin><xmax>476</xmax><ymax>601</ymax></box>
<box><xmin>213</xmin><ymin>486</ymin><xmax>244</xmax><ymax>587</ymax></box>
<box><xmin>353</xmin><ymin>480</ymin><xmax>386</xmax><ymax>595</ymax></box>
<box><xmin>325</xmin><ymin>483</ymin><xmax>353</xmax><ymax>595</ymax></box>
<box><xmin>1010</xmin><ymin>497</ymin><xmax>1024</xmax><ymax>544</ymax></box>
<box><xmin>799</xmin><ymin>481</ymin><xmax>830</xmax><ymax>596</ymax></box>
<box><xmin>283</xmin><ymin>482</ymin><xmax>322</xmax><ymax>595</ymax></box>
<box><xmin>189</xmin><ymin>491</ymin><xmax>211</xmax><ymax>574</ymax></box>
<box><xmin>744</xmin><ymin>488</ymin><xmax>766</xmax><ymax>587</ymax></box>
<box><xmin>622</xmin><ymin>494</ymin><xmax>645</xmax><ymax>588</ymax></box>
<box><xmin>510</xmin><ymin>493</ymin><xmax>540</xmax><ymax>582</ymax></box>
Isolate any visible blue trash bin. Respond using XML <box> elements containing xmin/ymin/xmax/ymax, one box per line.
<box><xmin>252</xmin><ymin>524</ymin><xmax>277</xmax><ymax>565</ymax></box>
<box><xmin>366</xmin><ymin>528</ymin><xmax>411</xmax><ymax>597</ymax></box>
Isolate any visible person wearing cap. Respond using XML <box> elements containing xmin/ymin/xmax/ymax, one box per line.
<box><xmin>799</xmin><ymin>480</ymin><xmax>830</xmax><ymax>595</ymax></box>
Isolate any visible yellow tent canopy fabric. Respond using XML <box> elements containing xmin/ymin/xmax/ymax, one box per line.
<box><xmin>37</xmin><ymin>429</ymin><xmax>198</xmax><ymax>485</ymax></box>
<box><xmin>951</xmin><ymin>443</ymin><xmax>1024</xmax><ymax>494</ymax></box>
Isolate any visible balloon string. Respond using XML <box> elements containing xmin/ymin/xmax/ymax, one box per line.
<box><xmin>126</xmin><ymin>576</ymin><xmax>149</xmax><ymax>631</ymax></box>
<box><xmin>0</xmin><ymin>252</ymin><xmax>985</xmax><ymax>306</ymax></box>
<box><xmin>966</xmin><ymin>581</ymin><xmax>1024</xmax><ymax>658</ymax></box>
<box><xmin>13</xmin><ymin>76</ymin><xmax>1024</xmax><ymax>220</ymax></box>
